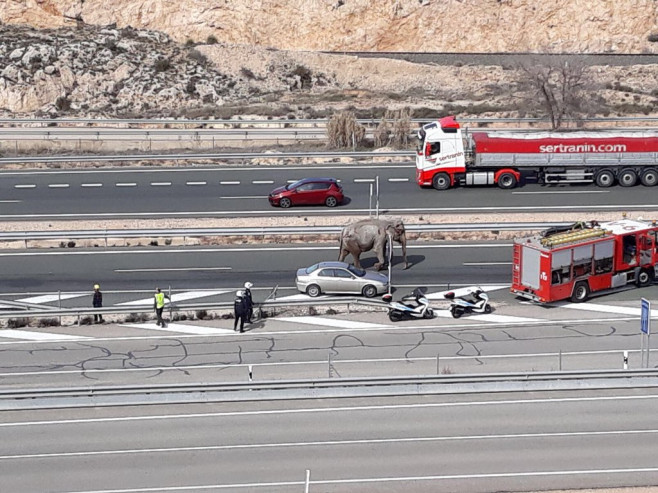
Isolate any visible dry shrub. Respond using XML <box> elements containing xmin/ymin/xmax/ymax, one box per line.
<box><xmin>326</xmin><ymin>111</ymin><xmax>366</xmax><ymax>148</ymax></box>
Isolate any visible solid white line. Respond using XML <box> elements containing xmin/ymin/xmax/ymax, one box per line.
<box><xmin>277</xmin><ymin>316</ymin><xmax>391</xmax><ymax>329</ymax></box>
<box><xmin>186</xmin><ymin>181</ymin><xmax>207</xmax><ymax>186</ymax></box>
<box><xmin>121</xmin><ymin>323</ymin><xmax>234</xmax><ymax>335</ymax></box>
<box><xmin>354</xmin><ymin>178</ymin><xmax>375</xmax><ymax>182</ymax></box>
<box><xmin>463</xmin><ymin>262</ymin><xmax>512</xmax><ymax>266</ymax></box>
<box><xmin>150</xmin><ymin>182</ymin><xmax>171</xmax><ymax>186</ymax></box>
<box><xmin>252</xmin><ymin>180</ymin><xmax>274</xmax><ymax>184</ymax></box>
<box><xmin>0</xmin><ymin>330</ymin><xmax>89</xmax><ymax>341</ymax></box>
<box><xmin>219</xmin><ymin>181</ymin><xmax>240</xmax><ymax>185</ymax></box>
<box><xmin>513</xmin><ymin>190</ymin><xmax>610</xmax><ymax>195</ymax></box>
<box><xmin>219</xmin><ymin>196</ymin><xmax>268</xmax><ymax>199</ymax></box>
<box><xmin>14</xmin><ymin>184</ymin><xmax>36</xmax><ymax>189</ymax></box>
<box><xmin>558</xmin><ymin>302</ymin><xmax>658</xmax><ymax>318</ymax></box>
<box><xmin>3</xmin><ymin>395</ymin><xmax>656</xmax><ymax>427</ymax></box>
<box><xmin>114</xmin><ymin>267</ymin><xmax>231</xmax><ymax>273</ymax></box>
<box><xmin>115</xmin><ymin>183</ymin><xmax>137</xmax><ymax>187</ymax></box>
<box><xmin>80</xmin><ymin>183</ymin><xmax>103</xmax><ymax>188</ymax></box>
<box><xmin>48</xmin><ymin>184</ymin><xmax>69</xmax><ymax>188</ymax></box>
<box><xmin>1</xmin><ymin>428</ymin><xmax>653</xmax><ymax>460</ymax></box>
<box><xmin>16</xmin><ymin>293</ymin><xmax>86</xmax><ymax>303</ymax></box>
<box><xmin>388</xmin><ymin>178</ymin><xmax>409</xmax><ymax>182</ymax></box>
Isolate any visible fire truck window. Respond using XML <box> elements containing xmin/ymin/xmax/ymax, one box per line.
<box><xmin>622</xmin><ymin>235</ymin><xmax>637</xmax><ymax>265</ymax></box>
<box><xmin>594</xmin><ymin>240</ymin><xmax>614</xmax><ymax>274</ymax></box>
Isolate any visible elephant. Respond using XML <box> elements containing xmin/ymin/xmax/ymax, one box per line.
<box><xmin>338</xmin><ymin>218</ymin><xmax>409</xmax><ymax>270</ymax></box>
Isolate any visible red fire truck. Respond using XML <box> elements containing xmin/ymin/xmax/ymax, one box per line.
<box><xmin>511</xmin><ymin>219</ymin><xmax>658</xmax><ymax>303</ymax></box>
<box><xmin>416</xmin><ymin>116</ymin><xmax>658</xmax><ymax>189</ymax></box>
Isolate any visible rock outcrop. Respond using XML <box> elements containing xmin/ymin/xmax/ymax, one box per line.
<box><xmin>2</xmin><ymin>0</ymin><xmax>657</xmax><ymax>53</ymax></box>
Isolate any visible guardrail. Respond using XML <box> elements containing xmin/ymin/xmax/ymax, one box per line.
<box><xmin>2</xmin><ymin>369</ymin><xmax>657</xmax><ymax>409</ymax></box>
<box><xmin>0</xmin><ymin>222</ymin><xmax>565</xmax><ymax>244</ymax></box>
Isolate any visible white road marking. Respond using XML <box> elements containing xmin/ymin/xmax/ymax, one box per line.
<box><xmin>463</xmin><ymin>262</ymin><xmax>512</xmax><ymax>266</ymax></box>
<box><xmin>2</xmin><ymin>428</ymin><xmax>653</xmax><ymax>460</ymax></box>
<box><xmin>433</xmin><ymin>311</ymin><xmax>543</xmax><ymax>323</ymax></box>
<box><xmin>252</xmin><ymin>180</ymin><xmax>274</xmax><ymax>184</ymax></box>
<box><xmin>185</xmin><ymin>181</ymin><xmax>207</xmax><ymax>186</ymax></box>
<box><xmin>388</xmin><ymin>178</ymin><xmax>409</xmax><ymax>182</ymax></box>
<box><xmin>219</xmin><ymin>181</ymin><xmax>240</xmax><ymax>185</ymax></box>
<box><xmin>114</xmin><ymin>267</ymin><xmax>232</xmax><ymax>273</ymax></box>
<box><xmin>354</xmin><ymin>178</ymin><xmax>375</xmax><ymax>182</ymax></box>
<box><xmin>80</xmin><ymin>183</ymin><xmax>103</xmax><ymax>188</ymax></box>
<box><xmin>150</xmin><ymin>182</ymin><xmax>171</xmax><ymax>186</ymax></box>
<box><xmin>118</xmin><ymin>290</ymin><xmax>230</xmax><ymax>306</ymax></box>
<box><xmin>0</xmin><ymin>200</ymin><xmax>20</xmax><ymax>203</ymax></box>
<box><xmin>219</xmin><ymin>196</ymin><xmax>268</xmax><ymax>199</ymax></box>
<box><xmin>274</xmin><ymin>293</ymin><xmax>333</xmax><ymax>302</ymax></box>
<box><xmin>121</xmin><ymin>322</ymin><xmax>234</xmax><ymax>335</ymax></box>
<box><xmin>286</xmin><ymin>179</ymin><xmax>299</xmax><ymax>183</ymax></box>
<box><xmin>425</xmin><ymin>285</ymin><xmax>509</xmax><ymax>300</ymax></box>
<box><xmin>278</xmin><ymin>316</ymin><xmax>392</xmax><ymax>329</ymax></box>
<box><xmin>115</xmin><ymin>182</ymin><xmax>137</xmax><ymax>187</ymax></box>
<box><xmin>48</xmin><ymin>184</ymin><xmax>69</xmax><ymax>188</ymax></box>
<box><xmin>16</xmin><ymin>293</ymin><xmax>86</xmax><ymax>304</ymax></box>
<box><xmin>513</xmin><ymin>190</ymin><xmax>610</xmax><ymax>194</ymax></box>
<box><xmin>558</xmin><ymin>302</ymin><xmax>658</xmax><ymax>317</ymax></box>
<box><xmin>0</xmin><ymin>330</ymin><xmax>89</xmax><ymax>341</ymax></box>
<box><xmin>3</xmin><ymin>394</ymin><xmax>656</xmax><ymax>427</ymax></box>
<box><xmin>14</xmin><ymin>184</ymin><xmax>36</xmax><ymax>189</ymax></box>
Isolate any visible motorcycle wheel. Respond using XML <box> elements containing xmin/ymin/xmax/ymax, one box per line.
<box><xmin>451</xmin><ymin>307</ymin><xmax>462</xmax><ymax>319</ymax></box>
<box><xmin>389</xmin><ymin>310</ymin><xmax>404</xmax><ymax>322</ymax></box>
<box><xmin>423</xmin><ymin>308</ymin><xmax>434</xmax><ymax>319</ymax></box>
<box><xmin>484</xmin><ymin>305</ymin><xmax>492</xmax><ymax>314</ymax></box>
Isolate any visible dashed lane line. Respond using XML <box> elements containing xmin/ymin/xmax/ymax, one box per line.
<box><xmin>80</xmin><ymin>183</ymin><xmax>103</xmax><ymax>188</ymax></box>
<box><xmin>252</xmin><ymin>180</ymin><xmax>274</xmax><ymax>184</ymax></box>
<box><xmin>14</xmin><ymin>184</ymin><xmax>36</xmax><ymax>189</ymax></box>
<box><xmin>388</xmin><ymin>178</ymin><xmax>410</xmax><ymax>182</ymax></box>
<box><xmin>150</xmin><ymin>182</ymin><xmax>172</xmax><ymax>186</ymax></box>
<box><xmin>186</xmin><ymin>181</ymin><xmax>207</xmax><ymax>186</ymax></box>
<box><xmin>219</xmin><ymin>181</ymin><xmax>240</xmax><ymax>185</ymax></box>
<box><xmin>115</xmin><ymin>182</ymin><xmax>137</xmax><ymax>187</ymax></box>
<box><xmin>47</xmin><ymin>184</ymin><xmax>69</xmax><ymax>188</ymax></box>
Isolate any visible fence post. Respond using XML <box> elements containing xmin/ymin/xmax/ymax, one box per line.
<box><xmin>58</xmin><ymin>290</ymin><xmax>62</xmax><ymax>326</ymax></box>
<box><xmin>623</xmin><ymin>350</ymin><xmax>629</xmax><ymax>370</ymax></box>
<box><xmin>559</xmin><ymin>350</ymin><xmax>562</xmax><ymax>371</ymax></box>
<box><xmin>436</xmin><ymin>353</ymin><xmax>440</xmax><ymax>375</ymax></box>
<box><xmin>168</xmin><ymin>285</ymin><xmax>173</xmax><ymax>321</ymax></box>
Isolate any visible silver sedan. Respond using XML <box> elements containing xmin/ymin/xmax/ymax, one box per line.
<box><xmin>295</xmin><ymin>261</ymin><xmax>389</xmax><ymax>298</ymax></box>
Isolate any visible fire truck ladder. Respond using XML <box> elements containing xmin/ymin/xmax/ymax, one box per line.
<box><xmin>512</xmin><ymin>244</ymin><xmax>521</xmax><ymax>285</ymax></box>
<box><xmin>541</xmin><ymin>228</ymin><xmax>607</xmax><ymax>247</ymax></box>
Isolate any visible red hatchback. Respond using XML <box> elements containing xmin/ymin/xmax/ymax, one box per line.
<box><xmin>268</xmin><ymin>178</ymin><xmax>344</xmax><ymax>208</ymax></box>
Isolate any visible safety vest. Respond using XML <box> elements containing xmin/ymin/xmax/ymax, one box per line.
<box><xmin>155</xmin><ymin>292</ymin><xmax>166</xmax><ymax>308</ymax></box>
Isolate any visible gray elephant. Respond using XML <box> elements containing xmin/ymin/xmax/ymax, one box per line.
<box><xmin>338</xmin><ymin>218</ymin><xmax>409</xmax><ymax>270</ymax></box>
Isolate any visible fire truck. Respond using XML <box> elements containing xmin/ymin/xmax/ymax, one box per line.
<box><xmin>511</xmin><ymin>219</ymin><xmax>658</xmax><ymax>303</ymax></box>
<box><xmin>416</xmin><ymin>116</ymin><xmax>658</xmax><ymax>190</ymax></box>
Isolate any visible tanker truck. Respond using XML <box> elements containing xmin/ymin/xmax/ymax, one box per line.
<box><xmin>416</xmin><ymin>116</ymin><xmax>658</xmax><ymax>190</ymax></box>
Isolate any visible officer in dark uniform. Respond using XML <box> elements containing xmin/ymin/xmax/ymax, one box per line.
<box><xmin>233</xmin><ymin>290</ymin><xmax>247</xmax><ymax>333</ymax></box>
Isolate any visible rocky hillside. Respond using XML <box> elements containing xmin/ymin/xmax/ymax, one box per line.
<box><xmin>2</xmin><ymin>0</ymin><xmax>658</xmax><ymax>53</ymax></box>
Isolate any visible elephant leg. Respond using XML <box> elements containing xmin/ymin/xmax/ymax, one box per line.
<box><xmin>352</xmin><ymin>251</ymin><xmax>363</xmax><ymax>270</ymax></box>
<box><xmin>338</xmin><ymin>248</ymin><xmax>347</xmax><ymax>262</ymax></box>
<box><xmin>374</xmin><ymin>246</ymin><xmax>386</xmax><ymax>271</ymax></box>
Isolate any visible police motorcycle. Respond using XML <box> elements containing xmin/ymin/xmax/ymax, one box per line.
<box><xmin>444</xmin><ymin>287</ymin><xmax>491</xmax><ymax>318</ymax></box>
<box><xmin>383</xmin><ymin>288</ymin><xmax>434</xmax><ymax>322</ymax></box>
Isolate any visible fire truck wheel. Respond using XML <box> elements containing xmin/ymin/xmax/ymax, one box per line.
<box><xmin>594</xmin><ymin>170</ymin><xmax>615</xmax><ymax>188</ymax></box>
<box><xmin>497</xmin><ymin>172</ymin><xmax>518</xmax><ymax>189</ymax></box>
<box><xmin>570</xmin><ymin>282</ymin><xmax>590</xmax><ymax>303</ymax></box>
<box><xmin>637</xmin><ymin>269</ymin><xmax>654</xmax><ymax>287</ymax></box>
<box><xmin>619</xmin><ymin>169</ymin><xmax>638</xmax><ymax>187</ymax></box>
<box><xmin>432</xmin><ymin>173</ymin><xmax>451</xmax><ymax>190</ymax></box>
<box><xmin>640</xmin><ymin>169</ymin><xmax>658</xmax><ymax>187</ymax></box>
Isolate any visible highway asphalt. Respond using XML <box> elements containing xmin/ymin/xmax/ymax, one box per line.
<box><xmin>2</xmin><ymin>164</ymin><xmax>658</xmax><ymax>219</ymax></box>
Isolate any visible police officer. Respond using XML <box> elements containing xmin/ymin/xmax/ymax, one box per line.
<box><xmin>153</xmin><ymin>287</ymin><xmax>170</xmax><ymax>328</ymax></box>
<box><xmin>92</xmin><ymin>284</ymin><xmax>104</xmax><ymax>324</ymax></box>
<box><xmin>243</xmin><ymin>281</ymin><xmax>254</xmax><ymax>323</ymax></box>
<box><xmin>233</xmin><ymin>290</ymin><xmax>247</xmax><ymax>333</ymax></box>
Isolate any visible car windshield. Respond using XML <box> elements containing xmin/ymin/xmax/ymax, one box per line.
<box><xmin>305</xmin><ymin>263</ymin><xmax>319</xmax><ymax>274</ymax></box>
<box><xmin>286</xmin><ymin>179</ymin><xmax>305</xmax><ymax>190</ymax></box>
<box><xmin>347</xmin><ymin>264</ymin><xmax>366</xmax><ymax>277</ymax></box>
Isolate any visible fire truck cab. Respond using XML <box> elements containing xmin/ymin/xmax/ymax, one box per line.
<box><xmin>511</xmin><ymin>219</ymin><xmax>658</xmax><ymax>303</ymax></box>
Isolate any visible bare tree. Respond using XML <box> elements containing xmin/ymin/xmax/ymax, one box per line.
<box><xmin>390</xmin><ymin>107</ymin><xmax>412</xmax><ymax>148</ymax></box>
<box><xmin>327</xmin><ymin>111</ymin><xmax>366</xmax><ymax>148</ymax></box>
<box><xmin>373</xmin><ymin>117</ymin><xmax>391</xmax><ymax>147</ymax></box>
<box><xmin>517</xmin><ymin>55</ymin><xmax>590</xmax><ymax>129</ymax></box>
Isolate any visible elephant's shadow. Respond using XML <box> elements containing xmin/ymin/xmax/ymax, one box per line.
<box><xmin>357</xmin><ymin>254</ymin><xmax>425</xmax><ymax>270</ymax></box>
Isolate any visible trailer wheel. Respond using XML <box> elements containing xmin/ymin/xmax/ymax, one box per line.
<box><xmin>619</xmin><ymin>169</ymin><xmax>637</xmax><ymax>187</ymax></box>
<box><xmin>640</xmin><ymin>169</ymin><xmax>658</xmax><ymax>187</ymax></box>
<box><xmin>570</xmin><ymin>281</ymin><xmax>590</xmax><ymax>303</ymax></box>
<box><xmin>497</xmin><ymin>172</ymin><xmax>518</xmax><ymax>189</ymax></box>
<box><xmin>594</xmin><ymin>170</ymin><xmax>615</xmax><ymax>188</ymax></box>
<box><xmin>637</xmin><ymin>268</ymin><xmax>654</xmax><ymax>287</ymax></box>
<box><xmin>432</xmin><ymin>173</ymin><xmax>451</xmax><ymax>190</ymax></box>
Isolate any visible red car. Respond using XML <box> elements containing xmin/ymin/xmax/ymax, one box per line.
<box><xmin>268</xmin><ymin>177</ymin><xmax>344</xmax><ymax>208</ymax></box>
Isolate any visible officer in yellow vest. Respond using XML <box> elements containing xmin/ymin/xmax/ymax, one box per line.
<box><xmin>153</xmin><ymin>287</ymin><xmax>170</xmax><ymax>327</ymax></box>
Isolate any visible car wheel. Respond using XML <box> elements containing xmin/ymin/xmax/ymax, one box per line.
<box><xmin>306</xmin><ymin>284</ymin><xmax>321</xmax><ymax>297</ymax></box>
<box><xmin>279</xmin><ymin>197</ymin><xmax>292</xmax><ymax>208</ymax></box>
<box><xmin>325</xmin><ymin>196</ymin><xmax>338</xmax><ymax>207</ymax></box>
<box><xmin>432</xmin><ymin>173</ymin><xmax>451</xmax><ymax>190</ymax></box>
<box><xmin>594</xmin><ymin>170</ymin><xmax>615</xmax><ymax>188</ymax></box>
<box><xmin>640</xmin><ymin>169</ymin><xmax>658</xmax><ymax>187</ymax></box>
<box><xmin>362</xmin><ymin>285</ymin><xmax>378</xmax><ymax>298</ymax></box>
<box><xmin>497</xmin><ymin>172</ymin><xmax>518</xmax><ymax>189</ymax></box>
<box><xmin>637</xmin><ymin>268</ymin><xmax>654</xmax><ymax>287</ymax></box>
<box><xmin>389</xmin><ymin>310</ymin><xmax>404</xmax><ymax>322</ymax></box>
<box><xmin>570</xmin><ymin>281</ymin><xmax>590</xmax><ymax>303</ymax></box>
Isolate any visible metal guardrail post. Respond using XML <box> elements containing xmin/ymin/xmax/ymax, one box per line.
<box><xmin>168</xmin><ymin>285</ymin><xmax>173</xmax><ymax>322</ymax></box>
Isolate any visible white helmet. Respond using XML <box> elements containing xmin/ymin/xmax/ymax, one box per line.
<box><xmin>236</xmin><ymin>290</ymin><xmax>244</xmax><ymax>297</ymax></box>
<box><xmin>244</xmin><ymin>282</ymin><xmax>253</xmax><ymax>289</ymax></box>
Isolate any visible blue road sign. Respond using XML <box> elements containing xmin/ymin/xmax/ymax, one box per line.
<box><xmin>641</xmin><ymin>298</ymin><xmax>651</xmax><ymax>335</ymax></box>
